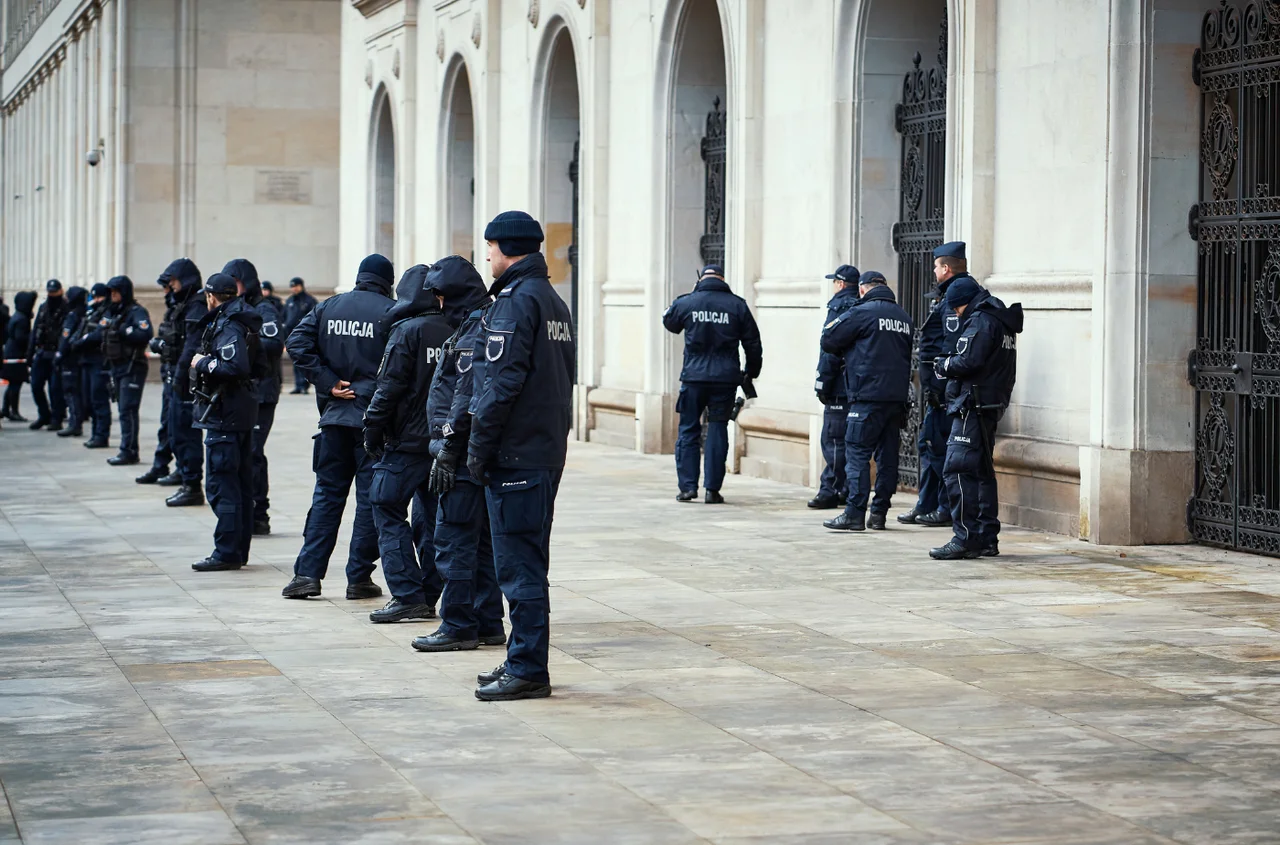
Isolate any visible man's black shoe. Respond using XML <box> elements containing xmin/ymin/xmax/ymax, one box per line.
<box><xmin>475</xmin><ymin>673</ymin><xmax>552</xmax><ymax>702</ymax></box>
<box><xmin>345</xmin><ymin>580</ymin><xmax>382</xmax><ymax>600</ymax></box>
<box><xmin>135</xmin><ymin>466</ymin><xmax>170</xmax><ymax>485</ymax></box>
<box><xmin>192</xmin><ymin>557</ymin><xmax>245</xmax><ymax>572</ymax></box>
<box><xmin>283</xmin><ymin>575</ymin><xmax>322</xmax><ymax>599</ymax></box>
<box><xmin>56</xmin><ymin>427</ymin><xmax>83</xmax><ymax>438</ymax></box>
<box><xmin>897</xmin><ymin>507</ymin><xmax>920</xmax><ymax>525</ymax></box>
<box><xmin>252</xmin><ymin>520</ymin><xmax>271</xmax><ymax>536</ymax></box>
<box><xmin>107</xmin><ymin>452</ymin><xmax>139</xmax><ymax>466</ymax></box>
<box><xmin>156</xmin><ymin>471</ymin><xmax>183</xmax><ymax>487</ymax></box>
<box><xmin>705</xmin><ymin>490</ymin><xmax>725</xmax><ymax>505</ymax></box>
<box><xmin>47</xmin><ymin>420</ymin><xmax>64</xmax><ymax>432</ymax></box>
<box><xmin>676</xmin><ymin>490</ymin><xmax>697</xmax><ymax>502</ymax></box>
<box><xmin>479</xmin><ymin>632</ymin><xmax>507</xmax><ymax>646</ymax></box>
<box><xmin>478</xmin><ymin>663</ymin><xmax>507</xmax><ymax>685</ymax></box>
<box><xmin>83</xmin><ymin>437</ymin><xmax>109</xmax><ymax>449</ymax></box>
<box><xmin>929</xmin><ymin>540</ymin><xmax>980</xmax><ymax>560</ymax></box>
<box><xmin>412</xmin><ymin>630</ymin><xmax>480</xmax><ymax>652</ymax></box>
<box><xmin>28</xmin><ymin>419</ymin><xmax>49</xmax><ymax>430</ymax></box>
<box><xmin>165</xmin><ymin>485</ymin><xmax>204</xmax><ymax>507</ymax></box>
<box><xmin>917</xmin><ymin>510</ymin><xmax>953</xmax><ymax>528</ymax></box>
<box><xmin>823</xmin><ymin>512</ymin><xmax>865</xmax><ymax>531</ymax></box>
<box><xmin>808</xmin><ymin>494</ymin><xmax>840</xmax><ymax>510</ymax></box>
<box><xmin>369</xmin><ymin>599</ymin><xmax>436</xmax><ymax>624</ymax></box>
<box><xmin>868</xmin><ymin>513</ymin><xmax>887</xmax><ymax>531</ymax></box>
<box><xmin>288</xmin><ymin>388</ymin><xmax>304</xmax><ymax>395</ymax></box>
<box><xmin>981</xmin><ymin>541</ymin><xmax>1000</xmax><ymax>558</ymax></box>
<box><xmin>8</xmin><ymin>413</ymin><xmax>29</xmax><ymax>423</ymax></box>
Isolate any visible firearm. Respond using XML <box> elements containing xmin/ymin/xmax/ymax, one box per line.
<box><xmin>731</xmin><ymin>372</ymin><xmax>758</xmax><ymax>421</ymax></box>
<box><xmin>107</xmin><ymin>370</ymin><xmax>119</xmax><ymax>403</ymax></box>
<box><xmin>195</xmin><ymin>385</ymin><xmax>224</xmax><ymax>424</ymax></box>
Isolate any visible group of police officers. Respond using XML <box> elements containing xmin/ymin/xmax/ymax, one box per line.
<box><xmin>664</xmin><ymin>241</ymin><xmax>1023</xmax><ymax>560</ymax></box>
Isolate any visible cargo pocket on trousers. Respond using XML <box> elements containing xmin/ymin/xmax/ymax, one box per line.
<box><xmin>943</xmin><ymin>435</ymin><xmax>982</xmax><ymax>476</ymax></box>
<box><xmin>368</xmin><ymin>459</ymin><xmax>403</xmax><ymax>507</ymax></box>
<box><xmin>491</xmin><ymin>476</ymin><xmax>544</xmax><ymax>535</ymax></box>
<box><xmin>206</xmin><ymin>433</ymin><xmax>236</xmax><ymax>475</ymax></box>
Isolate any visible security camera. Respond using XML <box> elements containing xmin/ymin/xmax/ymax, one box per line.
<box><xmin>85</xmin><ymin>149</ymin><xmax>101</xmax><ymax>167</ymax></box>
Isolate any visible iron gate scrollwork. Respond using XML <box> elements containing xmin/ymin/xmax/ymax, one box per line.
<box><xmin>1189</xmin><ymin>0</ymin><xmax>1280</xmax><ymax>555</ymax></box>
<box><xmin>701</xmin><ymin>97</ymin><xmax>727</xmax><ymax>268</ymax></box>
<box><xmin>568</xmin><ymin>137</ymin><xmax>581</xmax><ymax>382</ymax></box>
<box><xmin>891</xmin><ymin>11</ymin><xmax>948</xmax><ymax>491</ymax></box>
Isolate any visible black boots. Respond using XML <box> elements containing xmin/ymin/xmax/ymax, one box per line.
<box><xmin>823</xmin><ymin>511</ymin><xmax>866</xmax><ymax>531</ymax></box>
<box><xmin>165</xmin><ymin>485</ymin><xmax>204</xmax><ymax>507</ymax></box>
<box><xmin>344</xmin><ymin>580</ymin><xmax>382</xmax><ymax>600</ymax></box>
<box><xmin>107</xmin><ymin>452</ymin><xmax>139</xmax><ymax>466</ymax></box>
<box><xmin>136</xmin><ymin>466</ymin><xmax>170</xmax><ymax>484</ymax></box>
<box><xmin>282</xmin><ymin>575</ymin><xmax>322</xmax><ymax>599</ymax></box>
<box><xmin>368</xmin><ymin>599</ymin><xmax>436</xmax><ymax>624</ymax></box>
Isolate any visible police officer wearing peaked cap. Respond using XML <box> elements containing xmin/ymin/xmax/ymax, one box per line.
<box><xmin>282</xmin><ymin>254</ymin><xmax>397</xmax><ymax>601</ymax></box>
<box><xmin>929</xmin><ymin>276</ymin><xmax>1023</xmax><ymax>560</ymax></box>
<box><xmin>468</xmin><ymin>211</ymin><xmax>575</xmax><ymax>702</ymax></box>
<box><xmin>663</xmin><ymin>263</ymin><xmax>763</xmax><ymax>504</ymax></box>
<box><xmin>820</xmin><ymin>270</ymin><xmax>914</xmax><ymax>532</ymax></box>
<box><xmin>811</xmin><ymin>264</ymin><xmax>861</xmax><ymax>509</ymax></box>
<box><xmin>190</xmin><ymin>274</ymin><xmax>264</xmax><ymax>572</ymax></box>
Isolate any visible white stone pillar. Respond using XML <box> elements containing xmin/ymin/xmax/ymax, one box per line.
<box><xmin>97</xmin><ymin>2</ymin><xmax>114</xmax><ymax>279</ymax></box>
<box><xmin>86</xmin><ymin>14</ymin><xmax>100</xmax><ymax>281</ymax></box>
<box><xmin>63</xmin><ymin>45</ymin><xmax>75</xmax><ymax>284</ymax></box>
<box><xmin>74</xmin><ymin>26</ymin><xmax>87</xmax><ymax>288</ymax></box>
<box><xmin>2</xmin><ymin>108</ymin><xmax>10</xmax><ymax>292</ymax></box>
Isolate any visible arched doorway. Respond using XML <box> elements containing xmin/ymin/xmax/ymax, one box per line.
<box><xmin>445</xmin><ymin>63</ymin><xmax>476</xmax><ymax>261</ymax></box>
<box><xmin>372</xmin><ymin>92</ymin><xmax>396</xmax><ymax>261</ymax></box>
<box><xmin>540</xmin><ymin>28</ymin><xmax>581</xmax><ymax>329</ymax></box>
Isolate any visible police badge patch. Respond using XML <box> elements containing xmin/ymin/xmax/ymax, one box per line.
<box><xmin>486</xmin><ymin>335</ymin><xmax>505</xmax><ymax>362</ymax></box>
<box><xmin>220</xmin><ymin>342</ymin><xmax>237</xmax><ymax>361</ymax></box>
<box><xmin>456</xmin><ymin>350</ymin><xmax>473</xmax><ymax>373</ymax></box>
<box><xmin>945</xmin><ymin>314</ymin><xmax>960</xmax><ymax>334</ymax></box>
<box><xmin>956</xmin><ymin>337</ymin><xmax>970</xmax><ymax>354</ymax></box>
<box><xmin>262</xmin><ymin>321</ymin><xmax>279</xmax><ymax>338</ymax></box>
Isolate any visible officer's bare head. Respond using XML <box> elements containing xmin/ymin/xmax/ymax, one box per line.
<box><xmin>482</xmin><ymin>212</ymin><xmax>545</xmax><ymax>279</ymax></box>
<box><xmin>857</xmin><ymin>271</ymin><xmax>888</xmax><ymax>297</ymax></box>
<box><xmin>934</xmin><ymin>255</ymin><xmax>966</xmax><ymax>285</ymax></box>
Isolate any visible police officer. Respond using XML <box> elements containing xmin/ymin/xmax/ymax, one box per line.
<box><xmin>662</xmin><ymin>264</ymin><xmax>764</xmax><ymax>504</ymax></box>
<box><xmin>29</xmin><ymin>279</ymin><xmax>68</xmax><ymax>430</ymax></box>
<box><xmin>2</xmin><ymin>291</ymin><xmax>35</xmax><ymax>422</ymax></box>
<box><xmin>415</xmin><ymin>258</ymin><xmax>507</xmax><ymax>653</ymax></box>
<box><xmin>189</xmin><ymin>274</ymin><xmax>265</xmax><ymax>572</ymax></box>
<box><xmin>285</xmin><ymin>277</ymin><xmax>318</xmax><ymax>394</ymax></box>
<box><xmin>899</xmin><ymin>242</ymin><xmax>973</xmax><ymax>528</ymax></box>
<box><xmin>102</xmin><ymin>276</ymin><xmax>154</xmax><ymax>466</ymax></box>
<box><xmin>261</xmin><ymin>281</ymin><xmax>285</xmax><ymax>311</ymax></box>
<box><xmin>54</xmin><ymin>286</ymin><xmax>88</xmax><ymax>437</ymax></box>
<box><xmin>362</xmin><ymin>263</ymin><xmax>459</xmax><ymax>624</ymax></box>
<box><xmin>468</xmin><ymin>211</ymin><xmax>574</xmax><ymax>702</ymax></box>
<box><xmin>223</xmin><ymin>259</ymin><xmax>283</xmax><ymax>535</ymax></box>
<box><xmin>811</xmin><ymin>264</ymin><xmax>861</xmax><ymax>509</ymax></box>
<box><xmin>139</xmin><ymin>280</ymin><xmax>177</xmax><ymax>485</ymax></box>
<box><xmin>930</xmin><ymin>277</ymin><xmax>1023</xmax><ymax>560</ymax></box>
<box><xmin>820</xmin><ymin>271</ymin><xmax>913</xmax><ymax>532</ymax></box>
<box><xmin>281</xmin><ymin>255</ymin><xmax>396</xmax><ymax>601</ymax></box>
<box><xmin>72</xmin><ymin>284</ymin><xmax>113</xmax><ymax>448</ymax></box>
<box><xmin>156</xmin><ymin>260</ymin><xmax>209</xmax><ymax>503</ymax></box>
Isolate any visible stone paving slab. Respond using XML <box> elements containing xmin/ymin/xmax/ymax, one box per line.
<box><xmin>2</xmin><ymin>392</ymin><xmax>1280</xmax><ymax>844</ymax></box>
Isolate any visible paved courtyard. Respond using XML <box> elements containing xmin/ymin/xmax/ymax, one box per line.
<box><xmin>2</xmin><ymin>392</ymin><xmax>1280</xmax><ymax>845</ymax></box>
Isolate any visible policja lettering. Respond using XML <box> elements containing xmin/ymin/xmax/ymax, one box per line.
<box><xmin>879</xmin><ymin>317</ymin><xmax>912</xmax><ymax>334</ymax></box>
<box><xmin>691</xmin><ymin>310</ymin><xmax>730</xmax><ymax>324</ymax></box>
<box><xmin>546</xmin><ymin>320</ymin><xmax>572</xmax><ymax>341</ymax></box>
<box><xmin>327</xmin><ymin>318</ymin><xmax>376</xmax><ymax>338</ymax></box>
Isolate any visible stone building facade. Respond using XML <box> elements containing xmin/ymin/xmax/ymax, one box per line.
<box><xmin>0</xmin><ymin>0</ymin><xmax>343</xmax><ymax>312</ymax></box>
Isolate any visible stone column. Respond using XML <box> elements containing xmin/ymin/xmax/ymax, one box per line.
<box><xmin>63</xmin><ymin>44</ymin><xmax>75</xmax><ymax>285</ymax></box>
<box><xmin>74</xmin><ymin>24</ymin><xmax>87</xmax><ymax>288</ymax></box>
<box><xmin>97</xmin><ymin>0</ymin><xmax>115</xmax><ymax>278</ymax></box>
<box><xmin>86</xmin><ymin>13</ymin><xmax>100</xmax><ymax>279</ymax></box>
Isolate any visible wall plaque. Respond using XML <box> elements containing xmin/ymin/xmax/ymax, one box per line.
<box><xmin>255</xmin><ymin>170</ymin><xmax>313</xmax><ymax>205</ymax></box>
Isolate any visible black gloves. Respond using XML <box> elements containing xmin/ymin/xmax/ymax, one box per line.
<box><xmin>362</xmin><ymin>426</ymin><xmax>385</xmax><ymax>460</ymax></box>
<box><xmin>429</xmin><ymin>440</ymin><xmax>461</xmax><ymax>496</ymax></box>
<box><xmin>148</xmin><ymin>337</ymin><xmax>165</xmax><ymax>355</ymax></box>
<box><xmin>466</xmin><ymin>453</ymin><xmax>490</xmax><ymax>486</ymax></box>
<box><xmin>933</xmin><ymin>357</ymin><xmax>950</xmax><ymax>380</ymax></box>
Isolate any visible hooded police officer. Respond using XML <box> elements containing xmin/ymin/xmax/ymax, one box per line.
<box><xmin>102</xmin><ymin>276</ymin><xmax>154</xmax><ymax>466</ymax></box>
<box><xmin>359</xmin><ymin>263</ymin><xmax>458</xmax><ymax>625</ymax></box>
<box><xmin>29</xmin><ymin>279</ymin><xmax>68</xmax><ymax>431</ymax></box>
<box><xmin>820</xmin><ymin>271</ymin><xmax>914</xmax><ymax>532</ymax></box>
<box><xmin>811</xmin><ymin>264</ymin><xmax>862</xmax><ymax>509</ymax></box>
<box><xmin>467</xmin><ymin>211</ymin><xmax>574</xmax><ymax>702</ymax></box>
<box><xmin>2</xmin><ymin>291</ymin><xmax>36</xmax><ymax>422</ymax></box>
<box><xmin>71</xmin><ymin>284</ymin><xmax>113</xmax><ymax>447</ymax></box>
<box><xmin>930</xmin><ymin>277</ymin><xmax>1024</xmax><ymax>560</ymax></box>
<box><xmin>54</xmin><ymin>286</ymin><xmax>88</xmax><ymax>437</ymax></box>
<box><xmin>282</xmin><ymin>255</ymin><xmax>396</xmax><ymax>601</ymax></box>
<box><xmin>189</xmin><ymin>274</ymin><xmax>265</xmax><ymax>572</ymax></box>
<box><xmin>663</xmin><ymin>264</ymin><xmax>764</xmax><ymax>504</ymax></box>
<box><xmin>223</xmin><ymin>259</ymin><xmax>284</xmax><ymax>535</ymax></box>
<box><xmin>413</xmin><ymin>257</ymin><xmax>507</xmax><ymax>654</ymax></box>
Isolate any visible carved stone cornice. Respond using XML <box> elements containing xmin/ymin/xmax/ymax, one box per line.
<box><xmin>352</xmin><ymin>0</ymin><xmax>402</xmax><ymax>17</ymax></box>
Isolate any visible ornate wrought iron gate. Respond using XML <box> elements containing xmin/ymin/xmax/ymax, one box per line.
<box><xmin>701</xmin><ymin>97</ymin><xmax>727</xmax><ymax>268</ymax></box>
<box><xmin>891</xmin><ymin>12</ymin><xmax>948</xmax><ymax>490</ymax></box>
<box><xmin>568</xmin><ymin>138</ymin><xmax>581</xmax><ymax>382</ymax></box>
<box><xmin>1189</xmin><ymin>1</ymin><xmax>1280</xmax><ymax>554</ymax></box>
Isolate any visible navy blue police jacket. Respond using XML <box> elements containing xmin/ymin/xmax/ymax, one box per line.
<box><xmin>917</xmin><ymin>275</ymin><xmax>969</xmax><ymax>404</ymax></box>
<box><xmin>424</xmin><ymin>257</ymin><xmax>491</xmax><ymax>463</ymax></box>
<box><xmin>70</xmin><ymin>300</ymin><xmax>109</xmax><ymax>366</ymax></box>
<box><xmin>940</xmin><ymin>288</ymin><xmax>1024</xmax><ymax>415</ymax></box>
<box><xmin>31</xmin><ymin>294</ymin><xmax>68</xmax><ymax>355</ymax></box>
<box><xmin>819</xmin><ymin>284</ymin><xmax>914</xmax><ymax>403</ymax></box>
<box><xmin>286</xmin><ymin>272</ymin><xmax>395</xmax><ymax>429</ymax></box>
<box><xmin>468</xmin><ymin>252</ymin><xmax>575</xmax><ymax>471</ymax></box>
<box><xmin>224</xmin><ymin>259</ymin><xmax>283</xmax><ymax>405</ymax></box>
<box><xmin>105</xmin><ymin>277</ymin><xmax>154</xmax><ymax>368</ymax></box>
<box><xmin>191</xmin><ymin>298</ymin><xmax>263</xmax><ymax>432</ymax></box>
<box><xmin>56</xmin><ymin>287</ymin><xmax>88</xmax><ymax>367</ymax></box>
<box><xmin>662</xmin><ymin>277</ymin><xmax>763</xmax><ymax>385</ymax></box>
<box><xmin>815</xmin><ymin>286</ymin><xmax>860</xmax><ymax>404</ymax></box>
<box><xmin>365</xmin><ymin>264</ymin><xmax>456</xmax><ymax>454</ymax></box>
<box><xmin>4</xmin><ymin>291</ymin><xmax>35</xmax><ymax>363</ymax></box>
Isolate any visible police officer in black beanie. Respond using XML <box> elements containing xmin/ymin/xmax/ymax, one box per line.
<box><xmin>282</xmin><ymin>254</ymin><xmax>396</xmax><ymax>601</ymax></box>
<box><xmin>468</xmin><ymin>211</ymin><xmax>574</xmax><ymax>701</ymax></box>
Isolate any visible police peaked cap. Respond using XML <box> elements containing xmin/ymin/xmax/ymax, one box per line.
<box><xmin>90</xmin><ymin>283</ymin><xmax>110</xmax><ymax>298</ymax></box>
<box><xmin>825</xmin><ymin>264</ymin><xmax>859</xmax><ymax>283</ymax></box>
<box><xmin>46</xmin><ymin>279</ymin><xmax>62</xmax><ymax>292</ymax></box>
<box><xmin>859</xmin><ymin>270</ymin><xmax>887</xmax><ymax>286</ymax></box>
<box><xmin>203</xmin><ymin>274</ymin><xmax>239</xmax><ymax>296</ymax></box>
<box><xmin>933</xmin><ymin>241</ymin><xmax>966</xmax><ymax>261</ymax></box>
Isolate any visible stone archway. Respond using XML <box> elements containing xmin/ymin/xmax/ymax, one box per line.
<box><xmin>444</xmin><ymin>62</ymin><xmax>476</xmax><ymax>262</ymax></box>
<box><xmin>371</xmin><ymin>90</ymin><xmax>396</xmax><ymax>260</ymax></box>
<box><xmin>539</xmin><ymin>27</ymin><xmax>581</xmax><ymax>326</ymax></box>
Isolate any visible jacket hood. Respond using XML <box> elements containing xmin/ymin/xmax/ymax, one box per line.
<box><xmin>387</xmin><ymin>264</ymin><xmax>443</xmax><ymax>324</ymax></box>
<box><xmin>425</xmin><ymin>255</ymin><xmax>488</xmax><ymax>328</ymax></box>
<box><xmin>972</xmin><ymin>289</ymin><xmax>1024</xmax><ymax>334</ymax></box>
<box><xmin>13</xmin><ymin>291</ymin><xmax>36</xmax><ymax>315</ymax></box>
<box><xmin>107</xmin><ymin>276</ymin><xmax>135</xmax><ymax>303</ymax></box>
<box><xmin>226</xmin><ymin>297</ymin><xmax>264</xmax><ymax>332</ymax></box>
<box><xmin>66</xmin><ymin>286</ymin><xmax>87</xmax><ymax>314</ymax></box>
<box><xmin>159</xmin><ymin>258</ymin><xmax>202</xmax><ymax>294</ymax></box>
<box><xmin>222</xmin><ymin>259</ymin><xmax>262</xmax><ymax>304</ymax></box>
<box><xmin>861</xmin><ymin>285</ymin><xmax>897</xmax><ymax>304</ymax></box>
